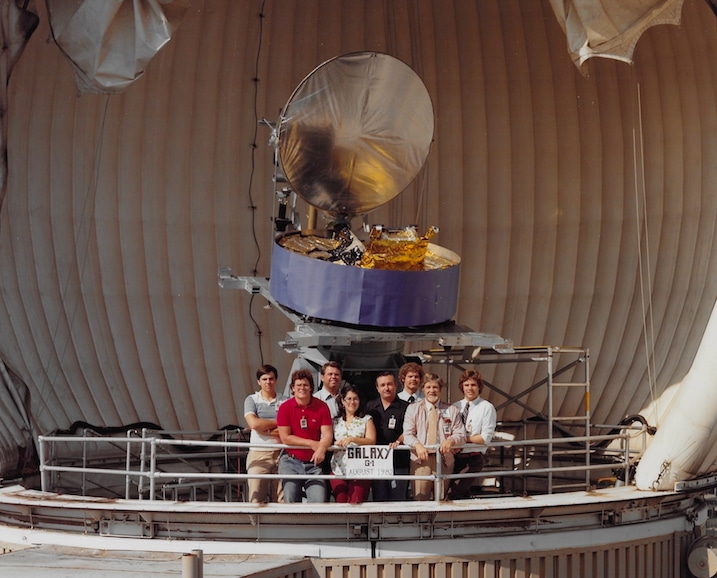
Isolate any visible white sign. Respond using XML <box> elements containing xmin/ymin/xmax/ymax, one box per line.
<box><xmin>344</xmin><ymin>445</ymin><xmax>394</xmax><ymax>478</ymax></box>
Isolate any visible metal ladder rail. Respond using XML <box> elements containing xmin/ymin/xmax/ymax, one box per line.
<box><xmin>547</xmin><ymin>347</ymin><xmax>590</xmax><ymax>493</ymax></box>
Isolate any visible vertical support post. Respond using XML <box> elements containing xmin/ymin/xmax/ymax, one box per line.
<box><xmin>307</xmin><ymin>205</ymin><xmax>317</xmax><ymax>229</ymax></box>
<box><xmin>584</xmin><ymin>349</ymin><xmax>591</xmax><ymax>489</ymax></box>
<box><xmin>192</xmin><ymin>549</ymin><xmax>204</xmax><ymax>578</ymax></box>
<box><xmin>223</xmin><ymin>429</ymin><xmax>230</xmax><ymax>502</ymax></box>
<box><xmin>623</xmin><ymin>431</ymin><xmax>631</xmax><ymax>486</ymax></box>
<box><xmin>50</xmin><ymin>439</ymin><xmax>57</xmax><ymax>492</ymax></box>
<box><xmin>149</xmin><ymin>437</ymin><xmax>157</xmax><ymax>500</ymax></box>
<box><xmin>547</xmin><ymin>347</ymin><xmax>554</xmax><ymax>494</ymax></box>
<box><xmin>182</xmin><ymin>553</ymin><xmax>199</xmax><ymax>578</ymax></box>
<box><xmin>81</xmin><ymin>428</ymin><xmax>88</xmax><ymax>496</ymax></box>
<box><xmin>125</xmin><ymin>432</ymin><xmax>132</xmax><ymax>499</ymax></box>
<box><xmin>138</xmin><ymin>429</ymin><xmax>147</xmax><ymax>499</ymax></box>
<box><xmin>434</xmin><ymin>450</ymin><xmax>442</xmax><ymax>504</ymax></box>
<box><xmin>38</xmin><ymin>435</ymin><xmax>47</xmax><ymax>492</ymax></box>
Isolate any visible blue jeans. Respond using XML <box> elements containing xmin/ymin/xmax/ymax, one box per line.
<box><xmin>278</xmin><ymin>453</ymin><xmax>327</xmax><ymax>503</ymax></box>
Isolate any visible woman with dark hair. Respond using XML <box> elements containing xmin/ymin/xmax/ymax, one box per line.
<box><xmin>330</xmin><ymin>383</ymin><xmax>377</xmax><ymax>503</ymax></box>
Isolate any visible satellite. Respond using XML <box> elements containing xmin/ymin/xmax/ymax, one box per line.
<box><xmin>269</xmin><ymin>51</ymin><xmax>461</xmax><ymax>328</ymax></box>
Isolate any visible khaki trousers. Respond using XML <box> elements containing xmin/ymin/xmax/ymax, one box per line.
<box><xmin>410</xmin><ymin>455</ymin><xmax>449</xmax><ymax>501</ymax></box>
<box><xmin>246</xmin><ymin>449</ymin><xmax>283</xmax><ymax>503</ymax></box>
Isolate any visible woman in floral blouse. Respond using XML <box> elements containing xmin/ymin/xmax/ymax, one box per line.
<box><xmin>330</xmin><ymin>383</ymin><xmax>377</xmax><ymax>503</ymax></box>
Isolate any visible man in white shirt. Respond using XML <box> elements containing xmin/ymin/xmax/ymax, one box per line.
<box><xmin>397</xmin><ymin>362</ymin><xmax>425</xmax><ymax>404</ymax></box>
<box><xmin>314</xmin><ymin>361</ymin><xmax>343</xmax><ymax>498</ymax></box>
<box><xmin>446</xmin><ymin>369</ymin><xmax>497</xmax><ymax>500</ymax></box>
<box><xmin>243</xmin><ymin>364</ymin><xmax>288</xmax><ymax>502</ymax></box>
<box><xmin>315</xmin><ymin>361</ymin><xmax>342</xmax><ymax>418</ymax></box>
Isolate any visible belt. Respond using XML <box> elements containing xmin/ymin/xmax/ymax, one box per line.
<box><xmin>283</xmin><ymin>451</ymin><xmax>315</xmax><ymax>464</ymax></box>
<box><xmin>461</xmin><ymin>452</ymin><xmax>484</xmax><ymax>457</ymax></box>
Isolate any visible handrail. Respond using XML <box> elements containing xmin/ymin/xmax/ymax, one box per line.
<box><xmin>36</xmin><ymin>428</ymin><xmax>637</xmax><ymax>504</ymax></box>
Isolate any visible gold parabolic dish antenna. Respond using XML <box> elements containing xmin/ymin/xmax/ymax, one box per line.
<box><xmin>278</xmin><ymin>52</ymin><xmax>435</xmax><ymax>219</ymax></box>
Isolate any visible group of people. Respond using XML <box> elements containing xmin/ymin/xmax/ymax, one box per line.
<box><xmin>242</xmin><ymin>360</ymin><xmax>497</xmax><ymax>504</ymax></box>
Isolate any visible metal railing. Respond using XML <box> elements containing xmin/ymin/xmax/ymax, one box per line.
<box><xmin>35</xmin><ymin>425</ymin><xmax>644</xmax><ymax>504</ymax></box>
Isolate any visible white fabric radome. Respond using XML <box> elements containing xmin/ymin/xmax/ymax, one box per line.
<box><xmin>549</xmin><ymin>0</ymin><xmax>686</xmax><ymax>70</ymax></box>
<box><xmin>0</xmin><ymin>0</ymin><xmax>716</xmax><ymax>491</ymax></box>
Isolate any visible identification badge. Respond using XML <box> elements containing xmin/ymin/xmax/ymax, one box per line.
<box><xmin>443</xmin><ymin>412</ymin><xmax>452</xmax><ymax>435</ymax></box>
<box><xmin>300</xmin><ymin>417</ymin><xmax>308</xmax><ymax>429</ymax></box>
<box><xmin>388</xmin><ymin>416</ymin><xmax>397</xmax><ymax>430</ymax></box>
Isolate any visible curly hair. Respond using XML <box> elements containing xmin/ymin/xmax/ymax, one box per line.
<box><xmin>398</xmin><ymin>362</ymin><xmax>424</xmax><ymax>384</ymax></box>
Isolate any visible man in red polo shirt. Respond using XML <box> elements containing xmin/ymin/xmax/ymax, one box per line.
<box><xmin>276</xmin><ymin>369</ymin><xmax>333</xmax><ymax>502</ymax></box>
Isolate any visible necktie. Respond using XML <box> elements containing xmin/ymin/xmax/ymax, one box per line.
<box><xmin>426</xmin><ymin>404</ymin><xmax>437</xmax><ymax>450</ymax></box>
<box><xmin>462</xmin><ymin>401</ymin><xmax>470</xmax><ymax>425</ymax></box>
<box><xmin>408</xmin><ymin>395</ymin><xmax>415</xmax><ymax>403</ymax></box>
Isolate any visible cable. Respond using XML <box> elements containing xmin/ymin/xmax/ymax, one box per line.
<box><xmin>632</xmin><ymin>79</ymin><xmax>659</xmax><ymax>425</ymax></box>
<box><xmin>244</xmin><ymin>0</ymin><xmax>268</xmax><ymax>364</ymax></box>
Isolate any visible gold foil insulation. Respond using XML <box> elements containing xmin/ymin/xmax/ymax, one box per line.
<box><xmin>277</xmin><ymin>225</ymin><xmax>454</xmax><ymax>271</ymax></box>
<box><xmin>279</xmin><ymin>234</ymin><xmax>340</xmax><ymax>257</ymax></box>
<box><xmin>277</xmin><ymin>226</ymin><xmax>365</xmax><ymax>266</ymax></box>
<box><xmin>360</xmin><ymin>225</ymin><xmax>439</xmax><ymax>271</ymax></box>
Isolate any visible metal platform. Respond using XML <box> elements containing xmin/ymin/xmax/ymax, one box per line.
<box><xmin>0</xmin><ymin>546</ymin><xmax>309</xmax><ymax>578</ymax></box>
<box><xmin>0</xmin><ymin>484</ymin><xmax>704</xmax><ymax>560</ymax></box>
